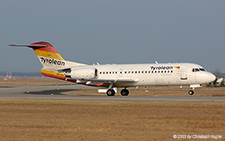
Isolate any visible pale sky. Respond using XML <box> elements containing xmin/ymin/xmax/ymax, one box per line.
<box><xmin>1</xmin><ymin>0</ymin><xmax>225</xmax><ymax>72</ymax></box>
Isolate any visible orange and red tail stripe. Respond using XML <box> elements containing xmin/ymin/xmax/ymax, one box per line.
<box><xmin>30</xmin><ymin>42</ymin><xmax>64</xmax><ymax>60</ymax></box>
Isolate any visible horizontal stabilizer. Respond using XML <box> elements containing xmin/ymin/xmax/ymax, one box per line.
<box><xmin>9</xmin><ymin>44</ymin><xmax>47</xmax><ymax>48</ymax></box>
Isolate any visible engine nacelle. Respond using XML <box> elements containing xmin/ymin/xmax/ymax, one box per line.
<box><xmin>66</xmin><ymin>68</ymin><xmax>98</xmax><ymax>79</ymax></box>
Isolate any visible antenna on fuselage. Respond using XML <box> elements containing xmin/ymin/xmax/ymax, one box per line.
<box><xmin>93</xmin><ymin>62</ymin><xmax>100</xmax><ymax>65</ymax></box>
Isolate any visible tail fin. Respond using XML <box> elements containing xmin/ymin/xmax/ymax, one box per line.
<box><xmin>10</xmin><ymin>41</ymin><xmax>85</xmax><ymax>69</ymax></box>
<box><xmin>31</xmin><ymin>42</ymin><xmax>66</xmax><ymax>68</ymax></box>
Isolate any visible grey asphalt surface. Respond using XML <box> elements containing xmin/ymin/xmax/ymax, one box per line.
<box><xmin>0</xmin><ymin>85</ymin><xmax>225</xmax><ymax>102</ymax></box>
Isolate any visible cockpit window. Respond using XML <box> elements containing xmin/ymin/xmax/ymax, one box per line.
<box><xmin>192</xmin><ymin>68</ymin><xmax>206</xmax><ymax>72</ymax></box>
<box><xmin>199</xmin><ymin>68</ymin><xmax>205</xmax><ymax>71</ymax></box>
<box><xmin>192</xmin><ymin>68</ymin><xmax>200</xmax><ymax>72</ymax></box>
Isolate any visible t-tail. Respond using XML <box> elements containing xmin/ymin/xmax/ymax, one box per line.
<box><xmin>10</xmin><ymin>41</ymin><xmax>86</xmax><ymax>80</ymax></box>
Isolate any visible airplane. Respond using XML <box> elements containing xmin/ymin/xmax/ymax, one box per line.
<box><xmin>10</xmin><ymin>41</ymin><xmax>216</xmax><ymax>96</ymax></box>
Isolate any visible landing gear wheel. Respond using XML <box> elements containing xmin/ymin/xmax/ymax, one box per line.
<box><xmin>188</xmin><ymin>90</ymin><xmax>194</xmax><ymax>95</ymax></box>
<box><xmin>121</xmin><ymin>89</ymin><xmax>129</xmax><ymax>96</ymax></box>
<box><xmin>106</xmin><ymin>89</ymin><xmax>115</xmax><ymax>96</ymax></box>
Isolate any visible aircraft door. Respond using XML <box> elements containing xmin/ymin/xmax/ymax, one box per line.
<box><xmin>181</xmin><ymin>68</ymin><xmax>187</xmax><ymax>80</ymax></box>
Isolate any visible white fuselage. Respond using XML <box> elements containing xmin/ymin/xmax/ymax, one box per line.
<box><xmin>86</xmin><ymin>63</ymin><xmax>215</xmax><ymax>87</ymax></box>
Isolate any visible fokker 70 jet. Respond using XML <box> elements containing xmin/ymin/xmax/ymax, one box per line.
<box><xmin>10</xmin><ymin>42</ymin><xmax>216</xmax><ymax>96</ymax></box>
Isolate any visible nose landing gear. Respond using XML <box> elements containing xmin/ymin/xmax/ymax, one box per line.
<box><xmin>188</xmin><ymin>84</ymin><xmax>202</xmax><ymax>95</ymax></box>
<box><xmin>188</xmin><ymin>90</ymin><xmax>194</xmax><ymax>95</ymax></box>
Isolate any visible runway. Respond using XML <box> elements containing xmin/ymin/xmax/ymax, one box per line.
<box><xmin>0</xmin><ymin>85</ymin><xmax>225</xmax><ymax>102</ymax></box>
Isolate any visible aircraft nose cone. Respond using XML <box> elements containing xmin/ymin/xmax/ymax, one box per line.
<box><xmin>208</xmin><ymin>73</ymin><xmax>216</xmax><ymax>83</ymax></box>
<box><xmin>197</xmin><ymin>72</ymin><xmax>216</xmax><ymax>84</ymax></box>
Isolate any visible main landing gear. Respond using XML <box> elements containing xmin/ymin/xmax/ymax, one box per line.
<box><xmin>106</xmin><ymin>88</ymin><xmax>129</xmax><ymax>96</ymax></box>
<box><xmin>120</xmin><ymin>88</ymin><xmax>129</xmax><ymax>96</ymax></box>
<box><xmin>106</xmin><ymin>89</ymin><xmax>115</xmax><ymax>96</ymax></box>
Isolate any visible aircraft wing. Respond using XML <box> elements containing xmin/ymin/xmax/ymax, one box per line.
<box><xmin>72</xmin><ymin>78</ymin><xmax>138</xmax><ymax>87</ymax></box>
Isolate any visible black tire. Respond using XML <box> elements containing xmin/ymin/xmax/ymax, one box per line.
<box><xmin>188</xmin><ymin>90</ymin><xmax>194</xmax><ymax>95</ymax></box>
<box><xmin>106</xmin><ymin>89</ymin><xmax>115</xmax><ymax>96</ymax></box>
<box><xmin>121</xmin><ymin>89</ymin><xmax>129</xmax><ymax>96</ymax></box>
